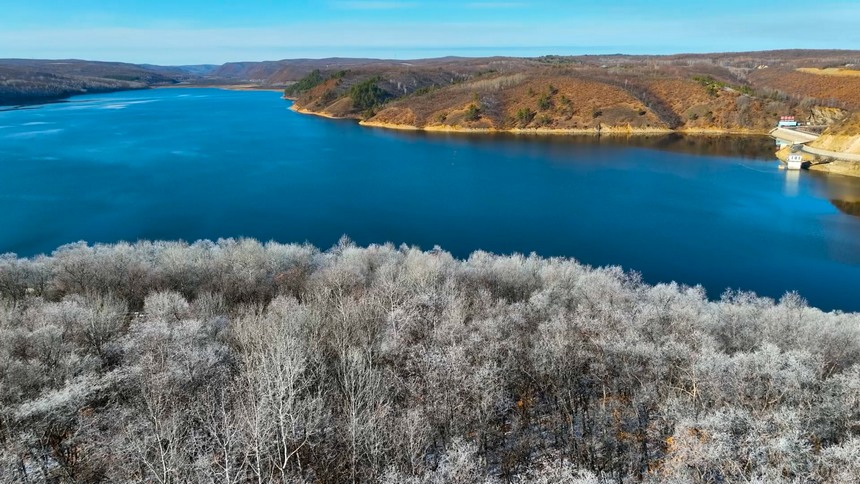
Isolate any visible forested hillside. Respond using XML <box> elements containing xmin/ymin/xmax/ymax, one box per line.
<box><xmin>1</xmin><ymin>239</ymin><xmax>858</xmax><ymax>482</ymax></box>
<box><xmin>0</xmin><ymin>60</ymin><xmax>194</xmax><ymax>105</ymax></box>
<box><xmin>283</xmin><ymin>51</ymin><xmax>860</xmax><ymax>133</ymax></box>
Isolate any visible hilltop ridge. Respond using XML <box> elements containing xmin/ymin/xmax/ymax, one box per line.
<box><xmin>0</xmin><ymin>59</ymin><xmax>202</xmax><ymax>105</ymax></box>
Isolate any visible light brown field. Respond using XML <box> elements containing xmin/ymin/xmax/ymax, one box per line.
<box><xmin>797</xmin><ymin>67</ymin><xmax>860</xmax><ymax>77</ymax></box>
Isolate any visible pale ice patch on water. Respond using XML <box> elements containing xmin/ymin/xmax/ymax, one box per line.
<box><xmin>5</xmin><ymin>129</ymin><xmax>63</xmax><ymax>139</ymax></box>
<box><xmin>22</xmin><ymin>121</ymin><xmax>54</xmax><ymax>126</ymax></box>
<box><xmin>57</xmin><ymin>100</ymin><xmax>109</xmax><ymax>111</ymax></box>
<box><xmin>57</xmin><ymin>104</ymin><xmax>96</xmax><ymax>111</ymax></box>
<box><xmin>170</xmin><ymin>150</ymin><xmax>205</xmax><ymax>157</ymax></box>
<box><xmin>98</xmin><ymin>99</ymin><xmax>158</xmax><ymax>110</ymax></box>
<box><xmin>54</xmin><ymin>99</ymin><xmax>159</xmax><ymax>111</ymax></box>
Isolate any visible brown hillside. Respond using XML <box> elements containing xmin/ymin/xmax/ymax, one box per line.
<box><xmin>275</xmin><ymin>51</ymin><xmax>860</xmax><ymax>135</ymax></box>
<box><xmin>643</xmin><ymin>78</ymin><xmax>772</xmax><ymax>131</ymax></box>
<box><xmin>750</xmin><ymin>68</ymin><xmax>860</xmax><ymax>109</ymax></box>
<box><xmin>292</xmin><ymin>67</ymin><xmax>835</xmax><ymax>133</ymax></box>
<box><xmin>370</xmin><ymin>73</ymin><xmax>665</xmax><ymax>131</ymax></box>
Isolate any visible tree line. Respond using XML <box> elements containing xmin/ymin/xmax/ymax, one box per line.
<box><xmin>1</xmin><ymin>238</ymin><xmax>858</xmax><ymax>482</ymax></box>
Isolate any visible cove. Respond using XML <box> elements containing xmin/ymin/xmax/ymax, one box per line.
<box><xmin>1</xmin><ymin>88</ymin><xmax>859</xmax><ymax>311</ymax></box>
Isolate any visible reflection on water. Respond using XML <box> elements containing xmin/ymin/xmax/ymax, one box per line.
<box><xmin>784</xmin><ymin>169</ymin><xmax>800</xmax><ymax>197</ymax></box>
<box><xmin>831</xmin><ymin>200</ymin><xmax>860</xmax><ymax>216</ymax></box>
<box><xmin>805</xmin><ymin>171</ymin><xmax>860</xmax><ymax>217</ymax></box>
<box><xmin>399</xmin><ymin>131</ymin><xmax>778</xmax><ymax>160</ymax></box>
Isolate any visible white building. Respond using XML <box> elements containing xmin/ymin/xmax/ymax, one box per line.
<box><xmin>778</xmin><ymin>116</ymin><xmax>799</xmax><ymax>128</ymax></box>
<box><xmin>787</xmin><ymin>153</ymin><xmax>804</xmax><ymax>170</ymax></box>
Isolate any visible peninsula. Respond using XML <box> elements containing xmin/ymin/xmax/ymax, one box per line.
<box><xmin>280</xmin><ymin>51</ymin><xmax>860</xmax><ymax>137</ymax></box>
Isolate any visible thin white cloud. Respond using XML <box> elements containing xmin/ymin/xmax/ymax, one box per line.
<box><xmin>332</xmin><ymin>1</ymin><xmax>419</xmax><ymax>9</ymax></box>
<box><xmin>464</xmin><ymin>2</ymin><xmax>526</xmax><ymax>8</ymax></box>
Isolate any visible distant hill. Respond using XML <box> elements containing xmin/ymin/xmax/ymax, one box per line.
<box><xmin>0</xmin><ymin>59</ymin><xmax>193</xmax><ymax>105</ymax></box>
<box><xmin>209</xmin><ymin>58</ymin><xmax>388</xmax><ymax>83</ymax></box>
<box><xmin>140</xmin><ymin>63</ymin><xmax>219</xmax><ymax>76</ymax></box>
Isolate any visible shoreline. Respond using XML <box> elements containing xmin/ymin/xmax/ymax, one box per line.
<box><xmin>1</xmin><ymin>84</ymin><xmax>286</xmax><ymax>107</ymax></box>
<box><xmin>290</xmin><ymin>104</ymin><xmax>359</xmax><ymax>120</ymax></box>
<box><xmin>776</xmin><ymin>145</ymin><xmax>860</xmax><ymax>178</ymax></box>
<box><xmin>289</xmin><ymin>103</ymin><xmax>772</xmax><ymax>137</ymax></box>
<box><xmin>289</xmin><ymin>101</ymin><xmax>860</xmax><ymax>178</ymax></box>
<box><xmin>360</xmin><ymin>120</ymin><xmax>675</xmax><ymax>136</ymax></box>
<box><xmin>155</xmin><ymin>84</ymin><xmax>286</xmax><ymax>93</ymax></box>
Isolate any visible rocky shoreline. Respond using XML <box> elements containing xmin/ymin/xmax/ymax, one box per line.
<box><xmin>291</xmin><ymin>104</ymin><xmax>773</xmax><ymax>137</ymax></box>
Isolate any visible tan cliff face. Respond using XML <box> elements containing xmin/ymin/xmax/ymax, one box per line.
<box><xmin>812</xmin><ymin>135</ymin><xmax>860</xmax><ymax>155</ymax></box>
<box><xmin>810</xmin><ymin>113</ymin><xmax>860</xmax><ymax>155</ymax></box>
<box><xmin>806</xmin><ymin>106</ymin><xmax>848</xmax><ymax>126</ymax></box>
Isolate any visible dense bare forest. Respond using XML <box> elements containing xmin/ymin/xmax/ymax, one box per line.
<box><xmin>0</xmin><ymin>60</ymin><xmax>197</xmax><ymax>105</ymax></box>
<box><xmin>1</xmin><ymin>239</ymin><xmax>859</xmax><ymax>482</ymax></box>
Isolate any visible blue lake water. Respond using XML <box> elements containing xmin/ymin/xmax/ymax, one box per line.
<box><xmin>1</xmin><ymin>88</ymin><xmax>860</xmax><ymax>311</ymax></box>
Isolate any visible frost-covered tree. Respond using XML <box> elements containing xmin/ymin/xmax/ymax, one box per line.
<box><xmin>0</xmin><ymin>238</ymin><xmax>858</xmax><ymax>482</ymax></box>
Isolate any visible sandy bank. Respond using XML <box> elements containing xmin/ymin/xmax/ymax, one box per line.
<box><xmin>358</xmin><ymin>120</ymin><xmax>678</xmax><ymax>136</ymax></box>
<box><xmin>353</xmin><ymin>119</ymin><xmax>771</xmax><ymax>137</ymax></box>
<box><xmin>676</xmin><ymin>127</ymin><xmax>770</xmax><ymax>136</ymax></box>
<box><xmin>809</xmin><ymin>160</ymin><xmax>860</xmax><ymax>177</ymax></box>
<box><xmin>289</xmin><ymin>105</ymin><xmax>354</xmax><ymax>120</ymax></box>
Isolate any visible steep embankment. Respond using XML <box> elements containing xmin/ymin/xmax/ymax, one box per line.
<box><xmin>805</xmin><ymin>112</ymin><xmax>860</xmax><ymax>176</ymax></box>
<box><xmin>810</xmin><ymin>112</ymin><xmax>860</xmax><ymax>154</ymax></box>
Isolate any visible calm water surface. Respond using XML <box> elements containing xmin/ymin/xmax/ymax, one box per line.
<box><xmin>2</xmin><ymin>88</ymin><xmax>860</xmax><ymax>310</ymax></box>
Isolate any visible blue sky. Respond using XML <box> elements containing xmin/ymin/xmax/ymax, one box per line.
<box><xmin>1</xmin><ymin>0</ymin><xmax>858</xmax><ymax>64</ymax></box>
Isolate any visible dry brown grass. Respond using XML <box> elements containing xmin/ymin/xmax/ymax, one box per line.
<box><xmin>750</xmin><ymin>69</ymin><xmax>860</xmax><ymax>109</ymax></box>
<box><xmin>371</xmin><ymin>71</ymin><xmax>805</xmax><ymax>132</ymax></box>
<box><xmin>646</xmin><ymin>79</ymin><xmax>712</xmax><ymax>113</ymax></box>
<box><xmin>797</xmin><ymin>68</ymin><xmax>860</xmax><ymax>78</ymax></box>
<box><xmin>822</xmin><ymin>112</ymin><xmax>860</xmax><ymax>136</ymax></box>
<box><xmin>500</xmin><ymin>76</ymin><xmax>659</xmax><ymax>130</ymax></box>
<box><xmin>374</xmin><ymin>87</ymin><xmax>480</xmax><ymax>127</ymax></box>
<box><xmin>450</xmin><ymin>73</ymin><xmax>528</xmax><ymax>92</ymax></box>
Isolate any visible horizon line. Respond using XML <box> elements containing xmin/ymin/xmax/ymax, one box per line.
<box><xmin>3</xmin><ymin>47</ymin><xmax>860</xmax><ymax>67</ymax></box>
